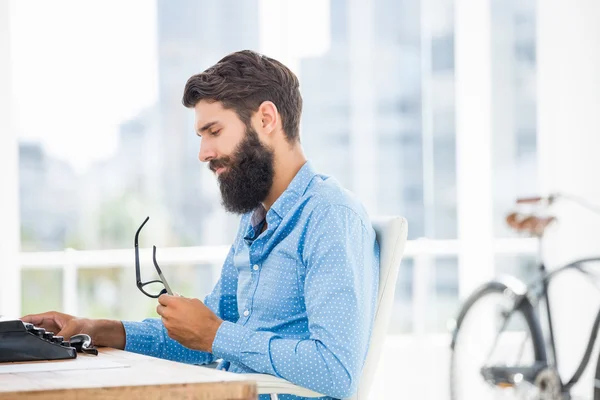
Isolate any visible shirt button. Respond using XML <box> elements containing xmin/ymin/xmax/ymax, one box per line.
<box><xmin>243</xmin><ymin>310</ymin><xmax>250</xmax><ymax>317</ymax></box>
<box><xmin>253</xmin><ymin>264</ymin><xmax>259</xmax><ymax>271</ymax></box>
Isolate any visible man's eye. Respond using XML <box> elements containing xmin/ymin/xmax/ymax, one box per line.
<box><xmin>210</xmin><ymin>130</ymin><xmax>221</xmax><ymax>136</ymax></box>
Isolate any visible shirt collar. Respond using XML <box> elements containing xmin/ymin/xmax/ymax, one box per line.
<box><xmin>245</xmin><ymin>161</ymin><xmax>317</xmax><ymax>235</ymax></box>
<box><xmin>250</xmin><ymin>204</ymin><xmax>267</xmax><ymax>230</ymax></box>
<box><xmin>269</xmin><ymin>161</ymin><xmax>317</xmax><ymax>220</ymax></box>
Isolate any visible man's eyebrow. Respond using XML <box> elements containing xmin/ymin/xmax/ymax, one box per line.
<box><xmin>196</xmin><ymin>121</ymin><xmax>219</xmax><ymax>136</ymax></box>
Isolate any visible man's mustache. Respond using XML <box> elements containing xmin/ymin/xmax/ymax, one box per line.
<box><xmin>209</xmin><ymin>158</ymin><xmax>231</xmax><ymax>172</ymax></box>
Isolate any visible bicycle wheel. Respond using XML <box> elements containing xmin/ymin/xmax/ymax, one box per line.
<box><xmin>450</xmin><ymin>281</ymin><xmax>548</xmax><ymax>400</ymax></box>
<box><xmin>594</xmin><ymin>337</ymin><xmax>600</xmax><ymax>400</ymax></box>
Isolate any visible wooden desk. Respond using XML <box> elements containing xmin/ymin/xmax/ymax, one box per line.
<box><xmin>0</xmin><ymin>348</ymin><xmax>257</xmax><ymax>399</ymax></box>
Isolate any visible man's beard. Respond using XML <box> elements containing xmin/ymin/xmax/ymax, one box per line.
<box><xmin>209</xmin><ymin>128</ymin><xmax>275</xmax><ymax>215</ymax></box>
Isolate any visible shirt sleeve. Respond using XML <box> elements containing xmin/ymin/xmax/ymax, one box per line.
<box><xmin>122</xmin><ymin>245</ymin><xmax>240</xmax><ymax>364</ymax></box>
<box><xmin>211</xmin><ymin>205</ymin><xmax>379</xmax><ymax>398</ymax></box>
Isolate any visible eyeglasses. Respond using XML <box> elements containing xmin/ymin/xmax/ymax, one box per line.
<box><xmin>69</xmin><ymin>333</ymin><xmax>98</xmax><ymax>356</ymax></box>
<box><xmin>134</xmin><ymin>216</ymin><xmax>173</xmax><ymax>298</ymax></box>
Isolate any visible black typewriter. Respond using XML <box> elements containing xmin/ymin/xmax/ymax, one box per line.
<box><xmin>0</xmin><ymin>320</ymin><xmax>97</xmax><ymax>363</ymax></box>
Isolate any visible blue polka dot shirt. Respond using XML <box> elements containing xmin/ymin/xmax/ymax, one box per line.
<box><xmin>123</xmin><ymin>161</ymin><xmax>380</xmax><ymax>399</ymax></box>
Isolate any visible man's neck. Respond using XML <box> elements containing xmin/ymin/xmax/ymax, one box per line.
<box><xmin>262</xmin><ymin>145</ymin><xmax>307</xmax><ymax>211</ymax></box>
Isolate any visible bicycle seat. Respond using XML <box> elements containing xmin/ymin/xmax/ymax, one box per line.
<box><xmin>506</xmin><ymin>212</ymin><xmax>555</xmax><ymax>237</ymax></box>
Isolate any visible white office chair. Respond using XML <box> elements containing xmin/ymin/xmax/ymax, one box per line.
<box><xmin>246</xmin><ymin>216</ymin><xmax>409</xmax><ymax>400</ymax></box>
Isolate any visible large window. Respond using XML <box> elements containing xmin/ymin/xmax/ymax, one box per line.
<box><xmin>2</xmin><ymin>2</ymin><xmax>547</xmax><ymax>399</ymax></box>
<box><xmin>9</xmin><ymin>0</ymin><xmax>537</xmax><ymax>335</ymax></box>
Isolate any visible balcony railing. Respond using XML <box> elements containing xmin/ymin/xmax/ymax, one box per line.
<box><xmin>16</xmin><ymin>238</ymin><xmax>538</xmax><ymax>327</ymax></box>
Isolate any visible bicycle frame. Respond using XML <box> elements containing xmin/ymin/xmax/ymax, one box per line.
<box><xmin>490</xmin><ymin>256</ymin><xmax>600</xmax><ymax>393</ymax></box>
<box><xmin>538</xmin><ymin>257</ymin><xmax>600</xmax><ymax>391</ymax></box>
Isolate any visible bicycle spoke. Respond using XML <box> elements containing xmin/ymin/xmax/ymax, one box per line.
<box><xmin>450</xmin><ymin>286</ymin><xmax>545</xmax><ymax>400</ymax></box>
<box><xmin>485</xmin><ymin>314</ymin><xmax>511</xmax><ymax>363</ymax></box>
<box><xmin>515</xmin><ymin>329</ymin><xmax>531</xmax><ymax>365</ymax></box>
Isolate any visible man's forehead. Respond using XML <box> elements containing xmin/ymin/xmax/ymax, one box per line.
<box><xmin>194</xmin><ymin>100</ymin><xmax>234</xmax><ymax>128</ymax></box>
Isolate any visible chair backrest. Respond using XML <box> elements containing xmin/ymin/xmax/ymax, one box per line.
<box><xmin>350</xmin><ymin>216</ymin><xmax>408</xmax><ymax>400</ymax></box>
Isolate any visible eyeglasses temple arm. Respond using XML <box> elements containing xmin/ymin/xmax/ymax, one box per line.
<box><xmin>153</xmin><ymin>245</ymin><xmax>173</xmax><ymax>295</ymax></box>
<box><xmin>134</xmin><ymin>216</ymin><xmax>150</xmax><ymax>285</ymax></box>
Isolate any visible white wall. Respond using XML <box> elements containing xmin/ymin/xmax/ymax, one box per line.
<box><xmin>537</xmin><ymin>0</ymin><xmax>600</xmax><ymax>396</ymax></box>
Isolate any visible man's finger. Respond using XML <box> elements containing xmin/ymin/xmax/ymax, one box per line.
<box><xmin>21</xmin><ymin>314</ymin><xmax>44</xmax><ymax>324</ymax></box>
<box><xmin>164</xmin><ymin>322</ymin><xmax>177</xmax><ymax>340</ymax></box>
<box><xmin>156</xmin><ymin>304</ymin><xmax>168</xmax><ymax>317</ymax></box>
<box><xmin>21</xmin><ymin>313</ymin><xmax>60</xmax><ymax>331</ymax></box>
<box><xmin>158</xmin><ymin>294</ymin><xmax>175</xmax><ymax>306</ymax></box>
<box><xmin>57</xmin><ymin>325</ymin><xmax>79</xmax><ymax>340</ymax></box>
<box><xmin>21</xmin><ymin>312</ymin><xmax>55</xmax><ymax>324</ymax></box>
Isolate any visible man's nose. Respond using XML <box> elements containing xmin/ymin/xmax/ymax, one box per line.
<box><xmin>199</xmin><ymin>141</ymin><xmax>217</xmax><ymax>163</ymax></box>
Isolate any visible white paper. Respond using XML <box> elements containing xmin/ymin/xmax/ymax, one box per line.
<box><xmin>0</xmin><ymin>358</ymin><xmax>128</xmax><ymax>374</ymax></box>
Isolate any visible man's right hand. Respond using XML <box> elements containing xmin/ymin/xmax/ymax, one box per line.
<box><xmin>21</xmin><ymin>312</ymin><xmax>126</xmax><ymax>349</ymax></box>
<box><xmin>21</xmin><ymin>311</ymin><xmax>87</xmax><ymax>339</ymax></box>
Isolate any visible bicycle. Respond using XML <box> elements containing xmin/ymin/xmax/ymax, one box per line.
<box><xmin>449</xmin><ymin>193</ymin><xmax>600</xmax><ymax>400</ymax></box>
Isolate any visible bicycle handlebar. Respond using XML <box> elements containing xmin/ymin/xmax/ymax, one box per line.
<box><xmin>516</xmin><ymin>196</ymin><xmax>546</xmax><ymax>204</ymax></box>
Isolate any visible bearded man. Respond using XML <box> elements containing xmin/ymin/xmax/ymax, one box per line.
<box><xmin>23</xmin><ymin>50</ymin><xmax>379</xmax><ymax>400</ymax></box>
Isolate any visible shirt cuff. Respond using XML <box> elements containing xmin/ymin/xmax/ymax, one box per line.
<box><xmin>212</xmin><ymin>321</ymin><xmax>251</xmax><ymax>363</ymax></box>
<box><xmin>122</xmin><ymin>320</ymin><xmax>162</xmax><ymax>356</ymax></box>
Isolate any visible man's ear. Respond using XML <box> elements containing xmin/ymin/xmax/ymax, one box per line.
<box><xmin>255</xmin><ymin>101</ymin><xmax>279</xmax><ymax>136</ymax></box>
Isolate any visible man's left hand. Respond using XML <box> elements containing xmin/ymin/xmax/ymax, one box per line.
<box><xmin>157</xmin><ymin>294</ymin><xmax>223</xmax><ymax>353</ymax></box>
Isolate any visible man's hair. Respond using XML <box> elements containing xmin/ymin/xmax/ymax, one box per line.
<box><xmin>182</xmin><ymin>50</ymin><xmax>303</xmax><ymax>143</ymax></box>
